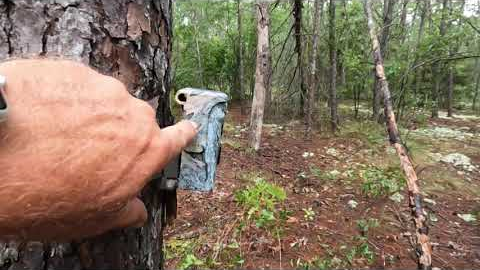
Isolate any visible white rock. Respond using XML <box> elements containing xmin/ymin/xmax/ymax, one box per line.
<box><xmin>441</xmin><ymin>153</ymin><xmax>476</xmax><ymax>172</ymax></box>
<box><xmin>413</xmin><ymin>126</ymin><xmax>475</xmax><ymax>140</ymax></box>
<box><xmin>347</xmin><ymin>200</ymin><xmax>358</xmax><ymax>209</ymax></box>
<box><xmin>329</xmin><ymin>170</ymin><xmax>340</xmax><ymax>177</ymax></box>
<box><xmin>424</xmin><ymin>198</ymin><xmax>437</xmax><ymax>205</ymax></box>
<box><xmin>302</xmin><ymin>152</ymin><xmax>315</xmax><ymax>158</ymax></box>
<box><xmin>389</xmin><ymin>192</ymin><xmax>404</xmax><ymax>203</ymax></box>
<box><xmin>457</xmin><ymin>213</ymin><xmax>476</xmax><ymax>222</ymax></box>
<box><xmin>326</xmin><ymin>148</ymin><xmax>338</xmax><ymax>157</ymax></box>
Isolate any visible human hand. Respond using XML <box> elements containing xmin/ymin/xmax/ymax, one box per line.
<box><xmin>0</xmin><ymin>59</ymin><xmax>197</xmax><ymax>240</ymax></box>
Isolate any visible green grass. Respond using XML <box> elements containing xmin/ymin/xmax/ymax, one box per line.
<box><xmin>340</xmin><ymin>120</ymin><xmax>386</xmax><ymax>149</ymax></box>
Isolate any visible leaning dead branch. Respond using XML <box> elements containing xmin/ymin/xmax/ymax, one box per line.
<box><xmin>363</xmin><ymin>0</ymin><xmax>432</xmax><ymax>269</ymax></box>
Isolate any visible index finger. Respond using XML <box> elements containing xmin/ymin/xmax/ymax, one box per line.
<box><xmin>152</xmin><ymin>120</ymin><xmax>199</xmax><ymax>171</ymax></box>
<box><xmin>122</xmin><ymin>119</ymin><xmax>198</xmax><ymax>196</ymax></box>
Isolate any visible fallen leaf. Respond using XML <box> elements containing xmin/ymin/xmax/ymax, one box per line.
<box><xmin>287</xmin><ymin>216</ymin><xmax>299</xmax><ymax>223</ymax></box>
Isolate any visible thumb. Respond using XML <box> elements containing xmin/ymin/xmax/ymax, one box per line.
<box><xmin>107</xmin><ymin>198</ymin><xmax>148</xmax><ymax>230</ymax></box>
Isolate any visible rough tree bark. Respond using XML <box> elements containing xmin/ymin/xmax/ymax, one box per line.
<box><xmin>250</xmin><ymin>0</ymin><xmax>270</xmax><ymax>151</ymax></box>
<box><xmin>293</xmin><ymin>0</ymin><xmax>306</xmax><ymax>117</ymax></box>
<box><xmin>431</xmin><ymin>0</ymin><xmax>449</xmax><ymax>118</ymax></box>
<box><xmin>237</xmin><ymin>0</ymin><xmax>246</xmax><ymax>115</ymax></box>
<box><xmin>372</xmin><ymin>0</ymin><xmax>395</xmax><ymax>120</ymax></box>
<box><xmin>364</xmin><ymin>0</ymin><xmax>432</xmax><ymax>269</ymax></box>
<box><xmin>305</xmin><ymin>0</ymin><xmax>321</xmax><ymax>137</ymax></box>
<box><xmin>0</xmin><ymin>0</ymin><xmax>173</xmax><ymax>269</ymax></box>
<box><xmin>328</xmin><ymin>0</ymin><xmax>338</xmax><ymax>132</ymax></box>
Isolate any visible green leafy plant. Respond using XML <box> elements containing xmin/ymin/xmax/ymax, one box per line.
<box><xmin>309</xmin><ymin>165</ymin><xmax>339</xmax><ymax>181</ymax></box>
<box><xmin>165</xmin><ymin>239</ymin><xmax>204</xmax><ymax>270</ymax></box>
<box><xmin>179</xmin><ymin>254</ymin><xmax>205</xmax><ymax>270</ymax></box>
<box><xmin>345</xmin><ymin>238</ymin><xmax>375</xmax><ymax>265</ymax></box>
<box><xmin>360</xmin><ymin>166</ymin><xmax>405</xmax><ymax>198</ymax></box>
<box><xmin>356</xmin><ymin>218</ymin><xmax>379</xmax><ymax>236</ymax></box>
<box><xmin>235</xmin><ymin>178</ymin><xmax>286</xmax><ymax>228</ymax></box>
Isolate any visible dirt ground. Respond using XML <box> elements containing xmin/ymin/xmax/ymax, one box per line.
<box><xmin>164</xmin><ymin>105</ymin><xmax>480</xmax><ymax>269</ymax></box>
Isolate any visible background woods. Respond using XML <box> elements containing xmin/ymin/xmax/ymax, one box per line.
<box><xmin>173</xmin><ymin>0</ymin><xmax>480</xmax><ymax>126</ymax></box>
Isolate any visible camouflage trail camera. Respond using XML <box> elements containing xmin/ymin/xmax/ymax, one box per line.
<box><xmin>174</xmin><ymin>88</ymin><xmax>228</xmax><ymax>191</ymax></box>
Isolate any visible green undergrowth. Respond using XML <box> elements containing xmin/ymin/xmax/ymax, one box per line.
<box><xmin>235</xmin><ymin>178</ymin><xmax>287</xmax><ymax>228</ymax></box>
<box><xmin>360</xmin><ymin>165</ymin><xmax>406</xmax><ymax>198</ymax></box>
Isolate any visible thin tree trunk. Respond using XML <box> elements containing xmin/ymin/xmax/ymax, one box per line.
<box><xmin>471</xmin><ymin>5</ymin><xmax>480</xmax><ymax>112</ymax></box>
<box><xmin>473</xmin><ymin>58</ymin><xmax>480</xmax><ymax>111</ymax></box>
<box><xmin>400</xmin><ymin>0</ymin><xmax>409</xmax><ymax>40</ymax></box>
<box><xmin>0</xmin><ymin>0</ymin><xmax>173</xmax><ymax>269</ymax></box>
<box><xmin>364</xmin><ymin>1</ymin><xmax>432</xmax><ymax>269</ymax></box>
<box><xmin>250</xmin><ymin>0</ymin><xmax>270</xmax><ymax>151</ymax></box>
<box><xmin>193</xmin><ymin>7</ymin><xmax>205</xmax><ymax>88</ymax></box>
<box><xmin>294</xmin><ymin>0</ymin><xmax>306</xmax><ymax>117</ymax></box>
<box><xmin>328</xmin><ymin>0</ymin><xmax>338</xmax><ymax>132</ymax></box>
<box><xmin>305</xmin><ymin>0</ymin><xmax>321</xmax><ymax>136</ymax></box>
<box><xmin>414</xmin><ymin>0</ymin><xmax>428</xmax><ymax>101</ymax></box>
<box><xmin>316</xmin><ymin>0</ymin><xmax>325</xmax><ymax>103</ymax></box>
<box><xmin>445</xmin><ymin>0</ymin><xmax>464</xmax><ymax>117</ymax></box>
<box><xmin>380</xmin><ymin>0</ymin><xmax>395</xmax><ymax>59</ymax></box>
<box><xmin>373</xmin><ymin>0</ymin><xmax>395</xmax><ymax>120</ymax></box>
<box><xmin>431</xmin><ymin>0</ymin><xmax>449</xmax><ymax>118</ymax></box>
<box><xmin>412</xmin><ymin>1</ymin><xmax>419</xmax><ymax>32</ymax></box>
<box><xmin>237</xmin><ymin>0</ymin><xmax>246</xmax><ymax>115</ymax></box>
<box><xmin>447</xmin><ymin>66</ymin><xmax>454</xmax><ymax>117</ymax></box>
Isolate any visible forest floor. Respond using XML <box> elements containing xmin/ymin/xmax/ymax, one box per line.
<box><xmin>164</xmin><ymin>105</ymin><xmax>480</xmax><ymax>270</ymax></box>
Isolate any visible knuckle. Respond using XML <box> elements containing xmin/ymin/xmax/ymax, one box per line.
<box><xmin>132</xmin><ymin>98</ymin><xmax>156</xmax><ymax>120</ymax></box>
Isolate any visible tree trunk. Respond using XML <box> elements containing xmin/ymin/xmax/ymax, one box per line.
<box><xmin>473</xmin><ymin>58</ymin><xmax>480</xmax><ymax>111</ymax></box>
<box><xmin>364</xmin><ymin>1</ymin><xmax>432</xmax><ymax>269</ymax></box>
<box><xmin>250</xmin><ymin>0</ymin><xmax>270</xmax><ymax>151</ymax></box>
<box><xmin>192</xmin><ymin>7</ymin><xmax>205</xmax><ymax>88</ymax></box>
<box><xmin>445</xmin><ymin>1</ymin><xmax>464</xmax><ymax>117</ymax></box>
<box><xmin>447</xmin><ymin>66</ymin><xmax>454</xmax><ymax>117</ymax></box>
<box><xmin>328</xmin><ymin>0</ymin><xmax>338</xmax><ymax>132</ymax></box>
<box><xmin>316</xmin><ymin>0</ymin><xmax>325</xmax><ymax>103</ymax></box>
<box><xmin>293</xmin><ymin>0</ymin><xmax>306</xmax><ymax>117</ymax></box>
<box><xmin>0</xmin><ymin>0</ymin><xmax>173</xmax><ymax>269</ymax></box>
<box><xmin>431</xmin><ymin>0</ymin><xmax>449</xmax><ymax>118</ymax></box>
<box><xmin>237</xmin><ymin>0</ymin><xmax>246</xmax><ymax>115</ymax></box>
<box><xmin>372</xmin><ymin>0</ymin><xmax>395</xmax><ymax>120</ymax></box>
<box><xmin>413</xmin><ymin>0</ymin><xmax>428</xmax><ymax>101</ymax></box>
<box><xmin>400</xmin><ymin>0</ymin><xmax>409</xmax><ymax>40</ymax></box>
<box><xmin>305</xmin><ymin>0</ymin><xmax>321</xmax><ymax>137</ymax></box>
